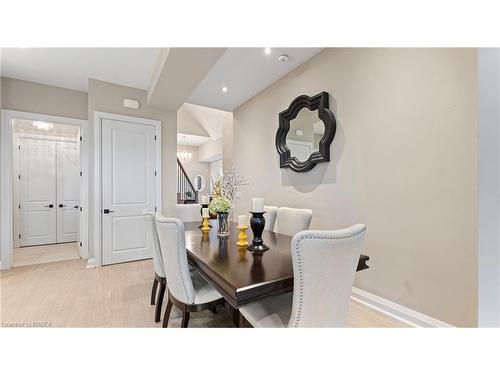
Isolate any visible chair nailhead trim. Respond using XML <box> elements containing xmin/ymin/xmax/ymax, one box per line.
<box><xmin>174</xmin><ymin>221</ymin><xmax>191</xmax><ymax>303</ymax></box>
<box><xmin>291</xmin><ymin>229</ymin><xmax>365</xmax><ymax>328</ymax></box>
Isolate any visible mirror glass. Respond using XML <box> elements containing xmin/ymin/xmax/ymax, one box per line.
<box><xmin>194</xmin><ymin>174</ymin><xmax>206</xmax><ymax>192</ymax></box>
<box><xmin>285</xmin><ymin>108</ymin><xmax>324</xmax><ymax>162</ymax></box>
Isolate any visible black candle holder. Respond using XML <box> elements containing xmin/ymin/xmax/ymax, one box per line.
<box><xmin>246</xmin><ymin>211</ymin><xmax>270</xmax><ymax>253</ymax></box>
<box><xmin>198</xmin><ymin>204</ymin><xmax>213</xmax><ymax>228</ymax></box>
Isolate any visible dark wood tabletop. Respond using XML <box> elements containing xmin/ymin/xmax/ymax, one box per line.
<box><xmin>184</xmin><ymin>221</ymin><xmax>369</xmax><ymax>309</ymax></box>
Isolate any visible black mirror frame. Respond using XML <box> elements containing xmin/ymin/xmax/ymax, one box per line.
<box><xmin>276</xmin><ymin>91</ymin><xmax>336</xmax><ymax>173</ymax></box>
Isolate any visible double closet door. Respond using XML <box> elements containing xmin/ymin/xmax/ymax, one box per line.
<box><xmin>19</xmin><ymin>137</ymin><xmax>80</xmax><ymax>247</ymax></box>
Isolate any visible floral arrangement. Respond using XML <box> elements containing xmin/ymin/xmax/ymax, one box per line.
<box><xmin>208</xmin><ymin>196</ymin><xmax>232</xmax><ymax>214</ymax></box>
<box><xmin>211</xmin><ymin>167</ymin><xmax>248</xmax><ymax>202</ymax></box>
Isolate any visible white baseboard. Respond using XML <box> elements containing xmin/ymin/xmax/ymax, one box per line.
<box><xmin>351</xmin><ymin>287</ymin><xmax>454</xmax><ymax>328</ymax></box>
<box><xmin>86</xmin><ymin>258</ymin><xmax>96</xmax><ymax>268</ymax></box>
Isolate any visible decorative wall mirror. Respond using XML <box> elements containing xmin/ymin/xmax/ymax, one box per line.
<box><xmin>194</xmin><ymin>174</ymin><xmax>206</xmax><ymax>192</ymax></box>
<box><xmin>276</xmin><ymin>91</ymin><xmax>336</xmax><ymax>172</ymax></box>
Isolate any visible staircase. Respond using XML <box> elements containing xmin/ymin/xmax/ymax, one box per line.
<box><xmin>177</xmin><ymin>158</ymin><xmax>198</xmax><ymax>204</ymax></box>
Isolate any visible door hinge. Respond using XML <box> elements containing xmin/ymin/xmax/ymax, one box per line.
<box><xmin>19</xmin><ymin>234</ymin><xmax>21</xmax><ymax>239</ymax></box>
<box><xmin>154</xmin><ymin>170</ymin><xmax>157</xmax><ymax>176</ymax></box>
<box><xmin>80</xmin><ymin>241</ymin><xmax>82</xmax><ymax>247</ymax></box>
<box><xmin>155</xmin><ymin>206</ymin><xmax>157</xmax><ymax>212</ymax></box>
<box><xmin>18</xmin><ymin>174</ymin><xmax>21</xmax><ymax>180</ymax></box>
<box><xmin>80</xmin><ymin>136</ymin><xmax>82</xmax><ymax>141</ymax></box>
<box><xmin>18</xmin><ymin>204</ymin><xmax>21</xmax><ymax>209</ymax></box>
<box><xmin>18</xmin><ymin>145</ymin><xmax>20</xmax><ymax>150</ymax></box>
<box><xmin>154</xmin><ymin>135</ymin><xmax>157</xmax><ymax>140</ymax></box>
<box><xmin>80</xmin><ymin>206</ymin><xmax>83</xmax><ymax>212</ymax></box>
<box><xmin>80</xmin><ymin>171</ymin><xmax>83</xmax><ymax>177</ymax></box>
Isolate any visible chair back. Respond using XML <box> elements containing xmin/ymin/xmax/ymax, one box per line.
<box><xmin>288</xmin><ymin>224</ymin><xmax>366</xmax><ymax>327</ymax></box>
<box><xmin>155</xmin><ymin>216</ymin><xmax>195</xmax><ymax>304</ymax></box>
<box><xmin>144</xmin><ymin>212</ymin><xmax>165</xmax><ymax>278</ymax></box>
<box><xmin>274</xmin><ymin>207</ymin><xmax>313</xmax><ymax>236</ymax></box>
<box><xmin>263</xmin><ymin>206</ymin><xmax>278</xmax><ymax>231</ymax></box>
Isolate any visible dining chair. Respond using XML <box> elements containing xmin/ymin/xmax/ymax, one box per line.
<box><xmin>145</xmin><ymin>213</ymin><xmax>167</xmax><ymax>323</ymax></box>
<box><xmin>263</xmin><ymin>205</ymin><xmax>278</xmax><ymax>231</ymax></box>
<box><xmin>155</xmin><ymin>216</ymin><xmax>225</xmax><ymax>328</ymax></box>
<box><xmin>274</xmin><ymin>207</ymin><xmax>313</xmax><ymax>236</ymax></box>
<box><xmin>239</xmin><ymin>224</ymin><xmax>366</xmax><ymax>327</ymax></box>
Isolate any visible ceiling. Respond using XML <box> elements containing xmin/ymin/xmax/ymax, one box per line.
<box><xmin>187</xmin><ymin>48</ymin><xmax>323</xmax><ymax>111</ymax></box>
<box><xmin>1</xmin><ymin>48</ymin><xmax>160</xmax><ymax>92</ymax></box>
<box><xmin>1</xmin><ymin>48</ymin><xmax>322</xmax><ymax>111</ymax></box>
<box><xmin>177</xmin><ymin>133</ymin><xmax>210</xmax><ymax>146</ymax></box>
<box><xmin>183</xmin><ymin>103</ymin><xmax>231</xmax><ymax>139</ymax></box>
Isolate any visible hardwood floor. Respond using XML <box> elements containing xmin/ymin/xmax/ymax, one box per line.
<box><xmin>0</xmin><ymin>258</ymin><xmax>408</xmax><ymax>328</ymax></box>
<box><xmin>12</xmin><ymin>242</ymin><xmax>80</xmax><ymax>267</ymax></box>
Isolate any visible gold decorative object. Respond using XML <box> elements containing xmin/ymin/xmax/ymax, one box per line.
<box><xmin>202</xmin><ymin>217</ymin><xmax>210</xmax><ymax>232</ymax></box>
<box><xmin>236</xmin><ymin>225</ymin><xmax>249</xmax><ymax>247</ymax></box>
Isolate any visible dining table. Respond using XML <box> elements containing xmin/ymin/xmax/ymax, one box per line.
<box><xmin>184</xmin><ymin>220</ymin><xmax>370</xmax><ymax>327</ymax></box>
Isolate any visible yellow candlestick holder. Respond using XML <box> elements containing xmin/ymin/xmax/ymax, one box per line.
<box><xmin>236</xmin><ymin>225</ymin><xmax>249</xmax><ymax>247</ymax></box>
<box><xmin>201</xmin><ymin>217</ymin><xmax>210</xmax><ymax>232</ymax></box>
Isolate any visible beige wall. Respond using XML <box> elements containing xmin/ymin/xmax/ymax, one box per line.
<box><xmin>1</xmin><ymin>77</ymin><xmax>88</xmax><ymax>119</ymax></box>
<box><xmin>87</xmin><ymin>78</ymin><xmax>177</xmax><ymax>259</ymax></box>
<box><xmin>233</xmin><ymin>48</ymin><xmax>478</xmax><ymax>327</ymax></box>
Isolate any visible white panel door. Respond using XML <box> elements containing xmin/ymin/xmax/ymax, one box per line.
<box><xmin>77</xmin><ymin>128</ymin><xmax>84</xmax><ymax>257</ymax></box>
<box><xmin>101</xmin><ymin>118</ymin><xmax>156</xmax><ymax>265</ymax></box>
<box><xmin>56</xmin><ymin>141</ymin><xmax>80</xmax><ymax>243</ymax></box>
<box><xmin>19</xmin><ymin>138</ymin><xmax>57</xmax><ymax>246</ymax></box>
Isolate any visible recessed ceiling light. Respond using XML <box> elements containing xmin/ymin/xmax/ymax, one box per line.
<box><xmin>264</xmin><ymin>47</ymin><xmax>272</xmax><ymax>55</ymax></box>
<box><xmin>222</xmin><ymin>86</ymin><xmax>228</xmax><ymax>93</ymax></box>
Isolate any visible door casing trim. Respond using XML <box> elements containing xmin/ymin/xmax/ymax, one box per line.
<box><xmin>93</xmin><ymin>111</ymin><xmax>161</xmax><ymax>267</ymax></box>
<box><xmin>0</xmin><ymin>110</ymin><xmax>88</xmax><ymax>270</ymax></box>
<box><xmin>14</xmin><ymin>134</ymin><xmax>78</xmax><ymax>248</ymax></box>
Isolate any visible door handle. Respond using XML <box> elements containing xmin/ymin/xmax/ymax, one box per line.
<box><xmin>59</xmin><ymin>204</ymin><xmax>66</xmax><ymax>208</ymax></box>
<box><xmin>74</xmin><ymin>205</ymin><xmax>79</xmax><ymax>209</ymax></box>
<box><xmin>44</xmin><ymin>204</ymin><xmax>54</xmax><ymax>208</ymax></box>
<box><xmin>103</xmin><ymin>209</ymin><xmax>114</xmax><ymax>214</ymax></box>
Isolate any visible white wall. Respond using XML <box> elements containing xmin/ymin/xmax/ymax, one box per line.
<box><xmin>478</xmin><ymin>48</ymin><xmax>500</xmax><ymax>327</ymax></box>
<box><xmin>209</xmin><ymin>159</ymin><xmax>223</xmax><ymax>193</ymax></box>
<box><xmin>176</xmin><ymin>144</ymin><xmax>210</xmax><ymax>196</ymax></box>
<box><xmin>177</xmin><ymin>105</ymin><xmax>210</xmax><ymax>137</ymax></box>
<box><xmin>198</xmin><ymin>138</ymin><xmax>223</xmax><ymax>162</ymax></box>
<box><xmin>233</xmin><ymin>48</ymin><xmax>478</xmax><ymax>327</ymax></box>
<box><xmin>223</xmin><ymin>115</ymin><xmax>233</xmax><ymax>170</ymax></box>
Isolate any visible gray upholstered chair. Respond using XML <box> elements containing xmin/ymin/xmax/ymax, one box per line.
<box><xmin>263</xmin><ymin>205</ymin><xmax>278</xmax><ymax>231</ymax></box>
<box><xmin>274</xmin><ymin>207</ymin><xmax>313</xmax><ymax>236</ymax></box>
<box><xmin>155</xmin><ymin>216</ymin><xmax>224</xmax><ymax>328</ymax></box>
<box><xmin>239</xmin><ymin>224</ymin><xmax>366</xmax><ymax>327</ymax></box>
<box><xmin>145</xmin><ymin>213</ymin><xmax>167</xmax><ymax>323</ymax></box>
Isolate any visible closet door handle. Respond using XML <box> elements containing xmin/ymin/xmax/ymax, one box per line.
<box><xmin>103</xmin><ymin>209</ymin><xmax>114</xmax><ymax>214</ymax></box>
<box><xmin>44</xmin><ymin>204</ymin><xmax>54</xmax><ymax>208</ymax></box>
<box><xmin>59</xmin><ymin>204</ymin><xmax>66</xmax><ymax>208</ymax></box>
<box><xmin>74</xmin><ymin>205</ymin><xmax>79</xmax><ymax>209</ymax></box>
